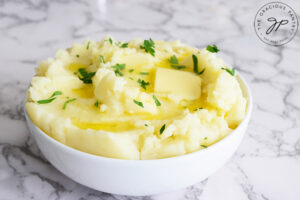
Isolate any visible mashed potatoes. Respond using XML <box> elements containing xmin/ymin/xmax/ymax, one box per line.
<box><xmin>26</xmin><ymin>37</ymin><xmax>247</xmax><ymax>160</ymax></box>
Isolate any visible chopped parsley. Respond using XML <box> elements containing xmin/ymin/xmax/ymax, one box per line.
<box><xmin>144</xmin><ymin>124</ymin><xmax>148</xmax><ymax>127</ymax></box>
<box><xmin>160</xmin><ymin>124</ymin><xmax>166</xmax><ymax>134</ymax></box>
<box><xmin>204</xmin><ymin>137</ymin><xmax>207</xmax><ymax>140</ymax></box>
<box><xmin>129</xmin><ymin>69</ymin><xmax>134</xmax><ymax>73</ymax></box>
<box><xmin>192</xmin><ymin>54</ymin><xmax>205</xmax><ymax>75</ymax></box>
<box><xmin>94</xmin><ymin>100</ymin><xmax>100</xmax><ymax>107</ymax></box>
<box><xmin>109</xmin><ymin>38</ymin><xmax>113</xmax><ymax>45</ymax></box>
<box><xmin>133</xmin><ymin>99</ymin><xmax>144</xmax><ymax>108</ymax></box>
<box><xmin>206</xmin><ymin>44</ymin><xmax>219</xmax><ymax>53</ymax></box>
<box><xmin>99</xmin><ymin>55</ymin><xmax>105</xmax><ymax>63</ymax></box>
<box><xmin>86</xmin><ymin>41</ymin><xmax>90</xmax><ymax>50</ymax></box>
<box><xmin>152</xmin><ymin>95</ymin><xmax>161</xmax><ymax>106</ymax></box>
<box><xmin>140</xmin><ymin>38</ymin><xmax>155</xmax><ymax>56</ymax></box>
<box><xmin>120</xmin><ymin>43</ymin><xmax>128</xmax><ymax>48</ymax></box>
<box><xmin>63</xmin><ymin>98</ymin><xmax>76</xmax><ymax>110</ymax></box>
<box><xmin>169</xmin><ymin>55</ymin><xmax>186</xmax><ymax>69</ymax></box>
<box><xmin>140</xmin><ymin>72</ymin><xmax>149</xmax><ymax>75</ymax></box>
<box><xmin>129</xmin><ymin>77</ymin><xmax>134</xmax><ymax>80</ymax></box>
<box><xmin>201</xmin><ymin>145</ymin><xmax>208</xmax><ymax>148</ymax></box>
<box><xmin>168</xmin><ymin>55</ymin><xmax>178</xmax><ymax>64</ymax></box>
<box><xmin>78</xmin><ymin>68</ymin><xmax>96</xmax><ymax>84</ymax></box>
<box><xmin>194</xmin><ymin>107</ymin><xmax>203</xmax><ymax>111</ymax></box>
<box><xmin>221</xmin><ymin>67</ymin><xmax>235</xmax><ymax>76</ymax></box>
<box><xmin>76</xmin><ymin>54</ymin><xmax>80</xmax><ymax>58</ymax></box>
<box><xmin>137</xmin><ymin>79</ymin><xmax>150</xmax><ymax>90</ymax></box>
<box><xmin>112</xmin><ymin>63</ymin><xmax>126</xmax><ymax>76</ymax></box>
<box><xmin>37</xmin><ymin>91</ymin><xmax>62</xmax><ymax>104</ymax></box>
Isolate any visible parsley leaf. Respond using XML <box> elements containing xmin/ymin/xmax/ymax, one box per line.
<box><xmin>168</xmin><ymin>55</ymin><xmax>178</xmax><ymax>64</ymax></box>
<box><xmin>201</xmin><ymin>145</ymin><xmax>208</xmax><ymax>148</ymax></box>
<box><xmin>144</xmin><ymin>124</ymin><xmax>148</xmax><ymax>127</ymax></box>
<box><xmin>120</xmin><ymin>43</ymin><xmax>128</xmax><ymax>48</ymax></box>
<box><xmin>194</xmin><ymin>107</ymin><xmax>203</xmax><ymax>111</ymax></box>
<box><xmin>86</xmin><ymin>41</ymin><xmax>90</xmax><ymax>50</ymax></box>
<box><xmin>76</xmin><ymin>54</ymin><xmax>80</xmax><ymax>58</ymax></box>
<box><xmin>63</xmin><ymin>98</ymin><xmax>76</xmax><ymax>110</ymax></box>
<box><xmin>37</xmin><ymin>91</ymin><xmax>62</xmax><ymax>104</ymax></box>
<box><xmin>112</xmin><ymin>63</ymin><xmax>126</xmax><ymax>76</ymax></box>
<box><xmin>94</xmin><ymin>100</ymin><xmax>100</xmax><ymax>107</ymax></box>
<box><xmin>221</xmin><ymin>67</ymin><xmax>235</xmax><ymax>76</ymax></box>
<box><xmin>206</xmin><ymin>44</ymin><xmax>219</xmax><ymax>53</ymax></box>
<box><xmin>137</xmin><ymin>79</ymin><xmax>150</xmax><ymax>90</ymax></box>
<box><xmin>133</xmin><ymin>99</ymin><xmax>144</xmax><ymax>108</ymax></box>
<box><xmin>192</xmin><ymin>54</ymin><xmax>205</xmax><ymax>75</ymax></box>
<box><xmin>140</xmin><ymin>72</ymin><xmax>149</xmax><ymax>75</ymax></box>
<box><xmin>140</xmin><ymin>38</ymin><xmax>155</xmax><ymax>56</ymax></box>
<box><xmin>160</xmin><ymin>124</ymin><xmax>166</xmax><ymax>134</ymax></box>
<box><xmin>78</xmin><ymin>68</ymin><xmax>96</xmax><ymax>84</ymax></box>
<box><xmin>109</xmin><ymin>38</ymin><xmax>113</xmax><ymax>45</ymax></box>
<box><xmin>99</xmin><ymin>55</ymin><xmax>105</xmax><ymax>63</ymax></box>
<box><xmin>129</xmin><ymin>69</ymin><xmax>134</xmax><ymax>73</ymax></box>
<box><xmin>171</xmin><ymin>65</ymin><xmax>186</xmax><ymax>69</ymax></box>
<box><xmin>152</xmin><ymin>95</ymin><xmax>161</xmax><ymax>106</ymax></box>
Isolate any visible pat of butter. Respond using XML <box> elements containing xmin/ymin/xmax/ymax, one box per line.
<box><xmin>154</xmin><ymin>67</ymin><xmax>201</xmax><ymax>100</ymax></box>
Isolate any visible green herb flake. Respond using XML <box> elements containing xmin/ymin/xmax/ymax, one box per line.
<box><xmin>171</xmin><ymin>65</ymin><xmax>186</xmax><ymax>69</ymax></box>
<box><xmin>129</xmin><ymin>69</ymin><xmax>134</xmax><ymax>73</ymax></box>
<box><xmin>78</xmin><ymin>68</ymin><xmax>96</xmax><ymax>84</ymax></box>
<box><xmin>129</xmin><ymin>77</ymin><xmax>134</xmax><ymax>80</ymax></box>
<box><xmin>221</xmin><ymin>67</ymin><xmax>235</xmax><ymax>76</ymax></box>
<box><xmin>133</xmin><ymin>99</ymin><xmax>144</xmax><ymax>108</ymax></box>
<box><xmin>152</xmin><ymin>95</ymin><xmax>161</xmax><ymax>106</ymax></box>
<box><xmin>114</xmin><ymin>70</ymin><xmax>123</xmax><ymax>76</ymax></box>
<box><xmin>112</xmin><ymin>63</ymin><xmax>126</xmax><ymax>76</ymax></box>
<box><xmin>198</xmin><ymin>68</ymin><xmax>205</xmax><ymax>75</ymax></box>
<box><xmin>194</xmin><ymin>107</ymin><xmax>203</xmax><ymax>111</ymax></box>
<box><xmin>120</xmin><ymin>43</ymin><xmax>128</xmax><ymax>48</ymax></box>
<box><xmin>109</xmin><ymin>38</ymin><xmax>113</xmax><ymax>45</ymax></box>
<box><xmin>206</xmin><ymin>44</ymin><xmax>219</xmax><ymax>53</ymax></box>
<box><xmin>140</xmin><ymin>72</ymin><xmax>149</xmax><ymax>75</ymax></box>
<box><xmin>168</xmin><ymin>55</ymin><xmax>178</xmax><ymax>64</ymax></box>
<box><xmin>140</xmin><ymin>38</ymin><xmax>155</xmax><ymax>56</ymax></box>
<box><xmin>99</xmin><ymin>55</ymin><xmax>105</xmax><ymax>63</ymax></box>
<box><xmin>201</xmin><ymin>145</ymin><xmax>208</xmax><ymax>148</ymax></box>
<box><xmin>137</xmin><ymin>79</ymin><xmax>150</xmax><ymax>90</ymax></box>
<box><xmin>37</xmin><ymin>91</ymin><xmax>62</xmax><ymax>104</ymax></box>
<box><xmin>76</xmin><ymin>54</ymin><xmax>80</xmax><ymax>58</ymax></box>
<box><xmin>94</xmin><ymin>100</ymin><xmax>100</xmax><ymax>107</ymax></box>
<box><xmin>192</xmin><ymin>54</ymin><xmax>199</xmax><ymax>74</ymax></box>
<box><xmin>86</xmin><ymin>41</ymin><xmax>90</xmax><ymax>50</ymax></box>
<box><xmin>204</xmin><ymin>137</ymin><xmax>207</xmax><ymax>140</ymax></box>
<box><xmin>63</xmin><ymin>98</ymin><xmax>76</xmax><ymax>110</ymax></box>
<box><xmin>144</xmin><ymin>124</ymin><xmax>148</xmax><ymax>127</ymax></box>
<box><xmin>160</xmin><ymin>124</ymin><xmax>166</xmax><ymax>135</ymax></box>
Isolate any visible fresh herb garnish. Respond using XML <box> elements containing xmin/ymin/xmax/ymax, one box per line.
<box><xmin>37</xmin><ymin>91</ymin><xmax>62</xmax><ymax>104</ymax></box>
<box><xmin>140</xmin><ymin>72</ymin><xmax>149</xmax><ymax>75</ymax></box>
<box><xmin>63</xmin><ymin>98</ymin><xmax>76</xmax><ymax>110</ymax></box>
<box><xmin>120</xmin><ymin>43</ymin><xmax>128</xmax><ymax>48</ymax></box>
<box><xmin>152</xmin><ymin>95</ymin><xmax>161</xmax><ymax>106</ymax></box>
<box><xmin>192</xmin><ymin>54</ymin><xmax>205</xmax><ymax>75</ymax></box>
<box><xmin>129</xmin><ymin>77</ymin><xmax>134</xmax><ymax>80</ymax></box>
<box><xmin>160</xmin><ymin>124</ymin><xmax>166</xmax><ymax>134</ymax></box>
<box><xmin>168</xmin><ymin>55</ymin><xmax>178</xmax><ymax>64</ymax></box>
<box><xmin>112</xmin><ymin>63</ymin><xmax>126</xmax><ymax>76</ymax></box>
<box><xmin>206</xmin><ymin>44</ymin><xmax>219</xmax><ymax>53</ymax></box>
<box><xmin>201</xmin><ymin>145</ymin><xmax>208</xmax><ymax>148</ymax></box>
<box><xmin>221</xmin><ymin>67</ymin><xmax>235</xmax><ymax>76</ymax></box>
<box><xmin>204</xmin><ymin>137</ymin><xmax>207</xmax><ymax>140</ymax></box>
<box><xmin>86</xmin><ymin>41</ymin><xmax>90</xmax><ymax>50</ymax></box>
<box><xmin>99</xmin><ymin>55</ymin><xmax>105</xmax><ymax>63</ymax></box>
<box><xmin>194</xmin><ymin>107</ymin><xmax>203</xmax><ymax>111</ymax></box>
<box><xmin>169</xmin><ymin>55</ymin><xmax>186</xmax><ymax>69</ymax></box>
<box><xmin>144</xmin><ymin>124</ymin><xmax>148</xmax><ymax>127</ymax></box>
<box><xmin>133</xmin><ymin>99</ymin><xmax>144</xmax><ymax>108</ymax></box>
<box><xmin>76</xmin><ymin>54</ymin><xmax>80</xmax><ymax>58</ymax></box>
<box><xmin>129</xmin><ymin>69</ymin><xmax>134</xmax><ymax>73</ymax></box>
<box><xmin>109</xmin><ymin>38</ymin><xmax>113</xmax><ymax>45</ymax></box>
<box><xmin>137</xmin><ymin>79</ymin><xmax>150</xmax><ymax>90</ymax></box>
<box><xmin>78</xmin><ymin>68</ymin><xmax>96</xmax><ymax>84</ymax></box>
<box><xmin>94</xmin><ymin>100</ymin><xmax>100</xmax><ymax>107</ymax></box>
<box><xmin>171</xmin><ymin>65</ymin><xmax>186</xmax><ymax>69</ymax></box>
<box><xmin>140</xmin><ymin>38</ymin><xmax>155</xmax><ymax>56</ymax></box>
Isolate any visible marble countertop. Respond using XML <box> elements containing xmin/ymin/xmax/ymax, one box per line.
<box><xmin>1</xmin><ymin>0</ymin><xmax>300</xmax><ymax>199</ymax></box>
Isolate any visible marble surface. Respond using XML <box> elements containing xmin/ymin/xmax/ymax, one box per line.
<box><xmin>0</xmin><ymin>0</ymin><xmax>300</xmax><ymax>199</ymax></box>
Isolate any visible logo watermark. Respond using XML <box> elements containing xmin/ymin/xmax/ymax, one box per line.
<box><xmin>254</xmin><ymin>2</ymin><xmax>298</xmax><ymax>46</ymax></box>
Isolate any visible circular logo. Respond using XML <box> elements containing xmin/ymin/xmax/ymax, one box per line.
<box><xmin>254</xmin><ymin>2</ymin><xmax>298</xmax><ymax>46</ymax></box>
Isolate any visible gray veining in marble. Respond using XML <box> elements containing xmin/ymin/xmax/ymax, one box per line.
<box><xmin>0</xmin><ymin>0</ymin><xmax>300</xmax><ymax>199</ymax></box>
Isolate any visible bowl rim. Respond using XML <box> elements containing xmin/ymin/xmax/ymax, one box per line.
<box><xmin>25</xmin><ymin>72</ymin><xmax>253</xmax><ymax>164</ymax></box>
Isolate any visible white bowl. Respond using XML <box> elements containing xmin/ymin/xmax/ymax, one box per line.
<box><xmin>25</xmin><ymin>74</ymin><xmax>253</xmax><ymax>196</ymax></box>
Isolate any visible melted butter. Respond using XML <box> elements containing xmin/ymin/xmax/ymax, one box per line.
<box><xmin>72</xmin><ymin>85</ymin><xmax>94</xmax><ymax>99</ymax></box>
<box><xmin>72</xmin><ymin>119</ymin><xmax>136</xmax><ymax>132</ymax></box>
